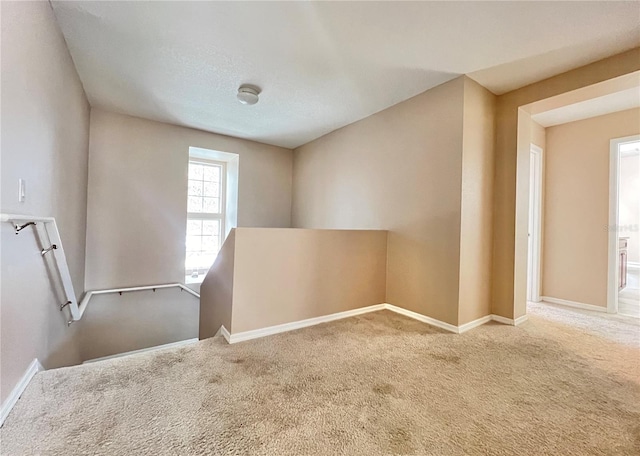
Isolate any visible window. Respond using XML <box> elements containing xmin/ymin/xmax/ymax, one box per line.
<box><xmin>185</xmin><ymin>159</ymin><xmax>226</xmax><ymax>283</ymax></box>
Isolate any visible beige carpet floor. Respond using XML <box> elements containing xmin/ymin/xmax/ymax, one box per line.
<box><xmin>1</xmin><ymin>308</ymin><xmax>639</xmax><ymax>455</ymax></box>
<box><xmin>528</xmin><ymin>301</ymin><xmax>640</xmax><ymax>347</ymax></box>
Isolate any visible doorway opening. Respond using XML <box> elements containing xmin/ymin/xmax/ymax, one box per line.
<box><xmin>608</xmin><ymin>136</ymin><xmax>640</xmax><ymax>317</ymax></box>
<box><xmin>512</xmin><ymin>71</ymin><xmax>640</xmax><ymax>321</ymax></box>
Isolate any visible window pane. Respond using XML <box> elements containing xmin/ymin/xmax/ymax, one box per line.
<box><xmin>189</xmin><ymin>163</ymin><xmax>204</xmax><ymax>180</ymax></box>
<box><xmin>185</xmin><ymin>252</ymin><xmax>201</xmax><ymax>269</ymax></box>
<box><xmin>186</xmin><ymin>160</ymin><xmax>225</xmax><ymax>282</ymax></box>
<box><xmin>202</xmin><ymin>236</ymin><xmax>217</xmax><ymax>251</ymax></box>
<box><xmin>188</xmin><ymin>196</ymin><xmax>203</xmax><ymax>212</ymax></box>
<box><xmin>185</xmin><ymin>218</ymin><xmax>222</xmax><ymax>265</ymax></box>
<box><xmin>187</xmin><ymin>219</ymin><xmax>202</xmax><ymax>236</ymax></box>
<box><xmin>202</xmin><ymin>220</ymin><xmax>219</xmax><ymax>235</ymax></box>
<box><xmin>186</xmin><ymin>235</ymin><xmax>202</xmax><ymax>251</ymax></box>
<box><xmin>203</xmin><ymin>197</ymin><xmax>220</xmax><ymax>213</ymax></box>
<box><xmin>203</xmin><ymin>182</ymin><xmax>219</xmax><ymax>198</ymax></box>
<box><xmin>188</xmin><ymin>180</ymin><xmax>203</xmax><ymax>197</ymax></box>
<box><xmin>203</xmin><ymin>165</ymin><xmax>220</xmax><ymax>182</ymax></box>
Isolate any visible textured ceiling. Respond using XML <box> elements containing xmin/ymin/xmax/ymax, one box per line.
<box><xmin>51</xmin><ymin>1</ymin><xmax>640</xmax><ymax>149</ymax></box>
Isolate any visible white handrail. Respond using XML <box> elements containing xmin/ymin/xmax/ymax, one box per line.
<box><xmin>0</xmin><ymin>214</ymin><xmax>56</xmax><ymax>223</ymax></box>
<box><xmin>1</xmin><ymin>213</ymin><xmax>199</xmax><ymax>324</ymax></box>
<box><xmin>78</xmin><ymin>283</ymin><xmax>200</xmax><ymax>317</ymax></box>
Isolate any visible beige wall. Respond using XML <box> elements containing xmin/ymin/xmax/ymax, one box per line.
<box><xmin>458</xmin><ymin>78</ymin><xmax>496</xmax><ymax>325</ymax></box>
<box><xmin>491</xmin><ymin>48</ymin><xmax>640</xmax><ymax>319</ymax></box>
<box><xmin>293</xmin><ymin>78</ymin><xmax>466</xmax><ymax>325</ymax></box>
<box><xmin>542</xmin><ymin>109</ymin><xmax>640</xmax><ymax>307</ymax></box>
<box><xmin>1</xmin><ymin>1</ymin><xmax>90</xmax><ymax>402</ymax></box>
<box><xmin>292</xmin><ymin>76</ymin><xmax>500</xmax><ymax>326</ymax></box>
<box><xmin>620</xmin><ymin>154</ymin><xmax>640</xmax><ymax>264</ymax></box>
<box><xmin>199</xmin><ymin>228</ymin><xmax>387</xmax><ymax>335</ymax></box>
<box><xmin>232</xmin><ymin>228</ymin><xmax>387</xmax><ymax>333</ymax></box>
<box><xmin>85</xmin><ymin>109</ymin><xmax>293</xmax><ymax>290</ymax></box>
<box><xmin>200</xmin><ymin>230</ymin><xmax>236</xmax><ymax>339</ymax></box>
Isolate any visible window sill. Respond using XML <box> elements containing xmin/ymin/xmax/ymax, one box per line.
<box><xmin>185</xmin><ymin>275</ymin><xmax>205</xmax><ymax>285</ymax></box>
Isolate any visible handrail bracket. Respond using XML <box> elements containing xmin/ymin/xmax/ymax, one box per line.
<box><xmin>14</xmin><ymin>221</ymin><xmax>36</xmax><ymax>234</ymax></box>
<box><xmin>41</xmin><ymin>244</ymin><xmax>57</xmax><ymax>255</ymax></box>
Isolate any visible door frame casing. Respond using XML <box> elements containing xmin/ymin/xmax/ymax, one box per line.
<box><xmin>527</xmin><ymin>144</ymin><xmax>544</xmax><ymax>303</ymax></box>
<box><xmin>607</xmin><ymin>135</ymin><xmax>640</xmax><ymax>313</ymax></box>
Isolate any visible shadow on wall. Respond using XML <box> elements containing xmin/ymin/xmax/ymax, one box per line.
<box><xmin>77</xmin><ymin>288</ymin><xmax>199</xmax><ymax>362</ymax></box>
<box><xmin>385</xmin><ymin>215</ymin><xmax>461</xmax><ymax>327</ymax></box>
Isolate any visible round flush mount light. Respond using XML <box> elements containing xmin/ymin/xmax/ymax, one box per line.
<box><xmin>237</xmin><ymin>85</ymin><xmax>261</xmax><ymax>105</ymax></box>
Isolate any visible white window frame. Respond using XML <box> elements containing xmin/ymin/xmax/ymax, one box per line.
<box><xmin>186</xmin><ymin>158</ymin><xmax>227</xmax><ymax>284</ymax></box>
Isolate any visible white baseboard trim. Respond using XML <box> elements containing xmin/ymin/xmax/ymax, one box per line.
<box><xmin>540</xmin><ymin>296</ymin><xmax>607</xmax><ymax>313</ymax></box>
<box><xmin>1</xmin><ymin>358</ymin><xmax>43</xmax><ymax>427</ymax></box>
<box><xmin>385</xmin><ymin>305</ymin><xmax>527</xmax><ymax>332</ymax></box>
<box><xmin>458</xmin><ymin>315</ymin><xmax>495</xmax><ymax>333</ymax></box>
<box><xmin>223</xmin><ymin>303</ymin><xmax>529</xmax><ymax>343</ymax></box>
<box><xmin>220</xmin><ymin>326</ymin><xmax>231</xmax><ymax>344</ymax></box>
<box><xmin>491</xmin><ymin>314</ymin><xmax>513</xmax><ymax>325</ymax></box>
<box><xmin>227</xmin><ymin>304</ymin><xmax>387</xmax><ymax>343</ymax></box>
<box><xmin>383</xmin><ymin>303</ymin><xmax>461</xmax><ymax>333</ymax></box>
<box><xmin>82</xmin><ymin>338</ymin><xmax>199</xmax><ymax>364</ymax></box>
<box><xmin>491</xmin><ymin>314</ymin><xmax>529</xmax><ymax>326</ymax></box>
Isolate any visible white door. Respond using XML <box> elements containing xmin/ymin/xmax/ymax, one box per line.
<box><xmin>527</xmin><ymin>145</ymin><xmax>543</xmax><ymax>302</ymax></box>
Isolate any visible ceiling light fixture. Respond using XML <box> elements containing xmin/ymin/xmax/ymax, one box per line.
<box><xmin>237</xmin><ymin>85</ymin><xmax>260</xmax><ymax>105</ymax></box>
